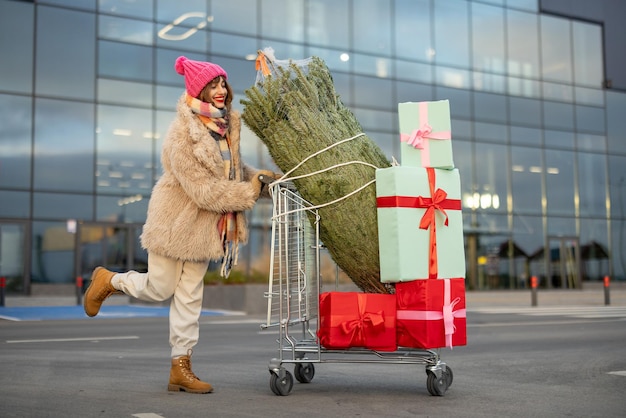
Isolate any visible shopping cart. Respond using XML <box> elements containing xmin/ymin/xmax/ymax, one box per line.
<box><xmin>260</xmin><ymin>180</ymin><xmax>454</xmax><ymax>396</ymax></box>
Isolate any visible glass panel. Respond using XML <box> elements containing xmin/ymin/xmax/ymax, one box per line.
<box><xmin>435</xmin><ymin>66</ymin><xmax>471</xmax><ymax>89</ymax></box>
<box><xmin>511</xmin><ymin>146</ymin><xmax>543</xmax><ymax>214</ymax></box>
<box><xmin>306</xmin><ymin>0</ymin><xmax>349</xmax><ymax>49</ymax></box>
<box><xmin>353</xmin><ymin>0</ymin><xmax>391</xmax><ymax>56</ymax></box>
<box><xmin>540</xmin><ymin>15</ymin><xmax>572</xmax><ymax>83</ymax></box>
<box><xmin>213</xmin><ymin>56</ymin><xmax>271</xmax><ymax>94</ymax></box>
<box><xmin>435</xmin><ymin>86</ymin><xmax>471</xmax><ymax>119</ymax></box>
<box><xmin>452</xmin><ymin>119</ymin><xmax>472</xmax><ymax>140</ymax></box>
<box><xmin>577</xmin><ymin>134</ymin><xmax>606</xmax><ymax>153</ymax></box>
<box><xmin>210</xmin><ymin>32</ymin><xmax>257</xmax><ymax>59</ymax></box>
<box><xmin>473</xmin><ymin>92</ymin><xmax>507</xmax><ymax>123</ymax></box>
<box><xmin>608</xmin><ymin>154</ymin><xmax>626</xmax><ymax>220</ymax></box>
<box><xmin>307</xmin><ymin>47</ymin><xmax>351</xmax><ymax>74</ymax></box>
<box><xmin>579</xmin><ymin>218</ymin><xmax>609</xmax><ymax>281</ymax></box>
<box><xmin>36</xmin><ymin>6</ymin><xmax>96</xmax><ymax>100</ymax></box>
<box><xmin>34</xmin><ymin>98</ymin><xmax>95</xmax><ymax>192</ymax></box>
<box><xmin>155</xmin><ymin>12</ymin><xmax>209</xmax><ymax>53</ymax></box>
<box><xmin>368</xmin><ymin>131</ymin><xmax>395</xmax><ymax>161</ymax></box>
<box><xmin>575</xmin><ymin>87</ymin><xmax>604</xmax><ymax>107</ymax></box>
<box><xmin>543</xmin><ymin>102</ymin><xmax>574</xmax><ymax>131</ymax></box>
<box><xmin>572</xmin><ymin>21</ymin><xmax>603</xmax><ymax>88</ymax></box>
<box><xmin>0</xmin><ymin>94</ymin><xmax>32</xmax><ymax>189</ymax></box>
<box><xmin>353</xmin><ymin>75</ymin><xmax>394</xmax><ymax>110</ymax></box>
<box><xmin>546</xmin><ymin>216</ymin><xmax>576</xmax><ymax>238</ymax></box>
<box><xmin>33</xmin><ymin>193</ymin><xmax>94</xmax><ymax>220</ymax></box>
<box><xmin>395</xmin><ymin>81</ymin><xmax>433</xmax><ymax>104</ymax></box>
<box><xmin>96</xmin><ymin>105</ymin><xmax>154</xmax><ymax>195</ymax></box>
<box><xmin>575</xmin><ymin>105</ymin><xmax>605</xmax><ymax>135</ymax></box>
<box><xmin>0</xmin><ymin>223</ymin><xmax>26</xmax><ymax>292</ymax></box>
<box><xmin>509</xmin><ymin>97</ymin><xmax>541</xmax><ymax>127</ymax></box>
<box><xmin>578</xmin><ymin>152</ymin><xmax>608</xmax><ymax>217</ymax></box>
<box><xmin>453</xmin><ymin>140</ymin><xmax>472</xmax><ymax>202</ymax></box>
<box><xmin>156</xmin><ymin>85</ymin><xmax>182</xmax><ymax>110</ymax></box>
<box><xmin>98</xmin><ymin>40</ymin><xmax>154</xmax><ymax>82</ymax></box>
<box><xmin>473</xmin><ymin>143</ymin><xmax>507</xmax><ymax>214</ymax></box>
<box><xmin>211</xmin><ymin>0</ymin><xmax>257</xmax><ymax>36</ymax></box>
<box><xmin>607</xmin><ymin>91</ymin><xmax>626</xmax><ymax>154</ymax></box>
<box><xmin>506</xmin><ymin>9</ymin><xmax>539</xmax><ymax>78</ymax></box>
<box><xmin>0</xmin><ymin>1</ymin><xmax>34</xmax><ymax>94</ymax></box>
<box><xmin>98</xmin><ymin>15</ymin><xmax>154</xmax><ymax>45</ymax></box>
<box><xmin>545</xmin><ymin>149</ymin><xmax>575</xmax><ymax>216</ymax></box>
<box><xmin>261</xmin><ymin>0</ymin><xmax>304</xmax><ymax>43</ymax></box>
<box><xmin>508</xmin><ymin>76</ymin><xmax>540</xmax><ymax>98</ymax></box>
<box><xmin>32</xmin><ymin>221</ymin><xmax>75</xmax><ymax>283</ymax></box>
<box><xmin>98</xmin><ymin>79</ymin><xmax>153</xmax><ymax>107</ymax></box>
<box><xmin>510</xmin><ymin>126</ymin><xmax>541</xmax><ymax>146</ymax></box>
<box><xmin>96</xmin><ymin>195</ymin><xmax>149</xmax><ymax>223</ymax></box>
<box><xmin>157</xmin><ymin>0</ymin><xmax>208</xmax><ymax>23</ymax></box>
<box><xmin>395</xmin><ymin>60</ymin><xmax>433</xmax><ymax>84</ymax></box>
<box><xmin>0</xmin><ymin>191</ymin><xmax>30</xmax><ymax>218</ymax></box>
<box><xmin>394</xmin><ymin>0</ymin><xmax>432</xmax><ymax>62</ymax></box>
<box><xmin>329</xmin><ymin>72</ymin><xmax>352</xmax><ymax>107</ymax></box>
<box><xmin>471</xmin><ymin>2</ymin><xmax>505</xmax><ymax>73</ymax></box>
<box><xmin>39</xmin><ymin>0</ymin><xmax>96</xmax><ymax>10</ymax></box>
<box><xmin>353</xmin><ymin>54</ymin><xmax>392</xmax><ymax>78</ymax></box>
<box><xmin>434</xmin><ymin>0</ymin><xmax>469</xmax><ymax>67</ymax></box>
<box><xmin>154</xmin><ymin>110</ymin><xmax>175</xmax><ymax>177</ymax></box>
<box><xmin>507</xmin><ymin>0</ymin><xmax>538</xmax><ymax>12</ymax></box>
<box><xmin>473</xmin><ymin>72</ymin><xmax>506</xmax><ymax>94</ymax></box>
<box><xmin>475</xmin><ymin>123</ymin><xmax>508</xmax><ymax>144</ymax></box>
<box><xmin>544</xmin><ymin>129</ymin><xmax>575</xmax><ymax>150</ymax></box>
<box><xmin>156</xmin><ymin>48</ymin><xmax>193</xmax><ymax>87</ymax></box>
<box><xmin>351</xmin><ymin>107</ymin><xmax>394</xmax><ymax>132</ymax></box>
<box><xmin>99</xmin><ymin>0</ymin><xmax>153</xmax><ymax>19</ymax></box>
<box><xmin>542</xmin><ymin>82</ymin><xmax>573</xmax><ymax>102</ymax></box>
<box><xmin>513</xmin><ymin>214</ymin><xmax>543</xmax><ymax>260</ymax></box>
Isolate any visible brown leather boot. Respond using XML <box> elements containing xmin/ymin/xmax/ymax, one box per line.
<box><xmin>168</xmin><ymin>350</ymin><xmax>213</xmax><ymax>394</ymax></box>
<box><xmin>83</xmin><ymin>267</ymin><xmax>119</xmax><ymax>317</ymax></box>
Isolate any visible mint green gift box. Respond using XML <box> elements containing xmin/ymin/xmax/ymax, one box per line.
<box><xmin>376</xmin><ymin>166</ymin><xmax>465</xmax><ymax>283</ymax></box>
<box><xmin>398</xmin><ymin>100</ymin><xmax>454</xmax><ymax>169</ymax></box>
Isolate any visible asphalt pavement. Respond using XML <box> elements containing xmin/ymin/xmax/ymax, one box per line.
<box><xmin>1</xmin><ymin>280</ymin><xmax>625</xmax><ymax>417</ymax></box>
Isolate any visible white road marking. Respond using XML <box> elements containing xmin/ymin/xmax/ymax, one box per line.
<box><xmin>6</xmin><ymin>335</ymin><xmax>140</xmax><ymax>344</ymax></box>
<box><xmin>132</xmin><ymin>414</ymin><xmax>166</xmax><ymax>418</ymax></box>
<box><xmin>607</xmin><ymin>371</ymin><xmax>626</xmax><ymax>377</ymax></box>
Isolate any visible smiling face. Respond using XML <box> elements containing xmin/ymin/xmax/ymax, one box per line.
<box><xmin>199</xmin><ymin>76</ymin><xmax>232</xmax><ymax>111</ymax></box>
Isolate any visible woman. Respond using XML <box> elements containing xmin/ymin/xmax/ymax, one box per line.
<box><xmin>83</xmin><ymin>56</ymin><xmax>277</xmax><ymax>394</ymax></box>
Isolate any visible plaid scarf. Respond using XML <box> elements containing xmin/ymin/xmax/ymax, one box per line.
<box><xmin>186</xmin><ymin>94</ymin><xmax>239</xmax><ymax>277</ymax></box>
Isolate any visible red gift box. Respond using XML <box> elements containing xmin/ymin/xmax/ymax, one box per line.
<box><xmin>396</xmin><ymin>278</ymin><xmax>467</xmax><ymax>349</ymax></box>
<box><xmin>318</xmin><ymin>292</ymin><xmax>397</xmax><ymax>352</ymax></box>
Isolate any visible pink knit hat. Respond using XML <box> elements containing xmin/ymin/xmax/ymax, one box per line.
<box><xmin>175</xmin><ymin>56</ymin><xmax>228</xmax><ymax>97</ymax></box>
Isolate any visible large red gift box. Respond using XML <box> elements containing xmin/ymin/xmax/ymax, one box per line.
<box><xmin>396</xmin><ymin>278</ymin><xmax>467</xmax><ymax>349</ymax></box>
<box><xmin>317</xmin><ymin>292</ymin><xmax>397</xmax><ymax>352</ymax></box>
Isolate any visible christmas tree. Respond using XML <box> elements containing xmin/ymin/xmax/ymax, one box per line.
<box><xmin>241</xmin><ymin>50</ymin><xmax>391</xmax><ymax>293</ymax></box>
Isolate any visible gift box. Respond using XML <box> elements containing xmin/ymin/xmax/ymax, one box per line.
<box><xmin>396</xmin><ymin>278</ymin><xmax>467</xmax><ymax>349</ymax></box>
<box><xmin>399</xmin><ymin>100</ymin><xmax>454</xmax><ymax>169</ymax></box>
<box><xmin>317</xmin><ymin>292</ymin><xmax>397</xmax><ymax>351</ymax></box>
<box><xmin>376</xmin><ymin>166</ymin><xmax>465</xmax><ymax>282</ymax></box>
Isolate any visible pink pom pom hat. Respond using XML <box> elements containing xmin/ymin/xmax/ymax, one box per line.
<box><xmin>174</xmin><ymin>56</ymin><xmax>228</xmax><ymax>98</ymax></box>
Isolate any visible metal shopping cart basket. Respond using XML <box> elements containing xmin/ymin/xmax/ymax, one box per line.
<box><xmin>260</xmin><ymin>181</ymin><xmax>453</xmax><ymax>396</ymax></box>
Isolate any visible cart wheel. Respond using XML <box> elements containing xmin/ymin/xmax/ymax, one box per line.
<box><xmin>270</xmin><ymin>370</ymin><xmax>294</xmax><ymax>396</ymax></box>
<box><xmin>426</xmin><ymin>371</ymin><xmax>447</xmax><ymax>396</ymax></box>
<box><xmin>294</xmin><ymin>363</ymin><xmax>315</xmax><ymax>383</ymax></box>
<box><xmin>444</xmin><ymin>366</ymin><xmax>453</xmax><ymax>388</ymax></box>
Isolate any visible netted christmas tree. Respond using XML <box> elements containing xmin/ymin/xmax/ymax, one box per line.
<box><xmin>241</xmin><ymin>49</ymin><xmax>392</xmax><ymax>293</ymax></box>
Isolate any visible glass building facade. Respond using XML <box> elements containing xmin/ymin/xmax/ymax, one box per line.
<box><xmin>0</xmin><ymin>0</ymin><xmax>624</xmax><ymax>294</ymax></box>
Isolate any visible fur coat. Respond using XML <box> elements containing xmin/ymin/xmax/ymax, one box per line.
<box><xmin>140</xmin><ymin>95</ymin><xmax>260</xmax><ymax>262</ymax></box>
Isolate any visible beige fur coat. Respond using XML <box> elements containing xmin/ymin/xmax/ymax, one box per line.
<box><xmin>140</xmin><ymin>95</ymin><xmax>260</xmax><ymax>262</ymax></box>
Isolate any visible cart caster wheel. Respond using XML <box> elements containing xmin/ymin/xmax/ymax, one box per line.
<box><xmin>444</xmin><ymin>366</ymin><xmax>453</xmax><ymax>388</ymax></box>
<box><xmin>426</xmin><ymin>371</ymin><xmax>447</xmax><ymax>396</ymax></box>
<box><xmin>294</xmin><ymin>363</ymin><xmax>315</xmax><ymax>383</ymax></box>
<box><xmin>270</xmin><ymin>370</ymin><xmax>294</xmax><ymax>396</ymax></box>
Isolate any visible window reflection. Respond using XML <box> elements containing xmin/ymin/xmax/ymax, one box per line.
<box><xmin>0</xmin><ymin>1</ymin><xmax>34</xmax><ymax>94</ymax></box>
<box><xmin>472</xmin><ymin>2</ymin><xmax>505</xmax><ymax>74</ymax></box>
<box><xmin>98</xmin><ymin>40</ymin><xmax>154</xmax><ymax>82</ymax></box>
<box><xmin>541</xmin><ymin>15</ymin><xmax>572</xmax><ymax>83</ymax></box>
<box><xmin>306</xmin><ymin>0</ymin><xmax>349</xmax><ymax>49</ymax></box>
<box><xmin>578</xmin><ymin>153</ymin><xmax>608</xmax><ymax>217</ymax></box>
<box><xmin>473</xmin><ymin>143</ymin><xmax>507</xmax><ymax>213</ymax></box>
<box><xmin>211</xmin><ymin>0</ymin><xmax>257</xmax><ymax>35</ymax></box>
<box><xmin>507</xmin><ymin>9</ymin><xmax>539</xmax><ymax>79</ymax></box>
<box><xmin>99</xmin><ymin>0</ymin><xmax>153</xmax><ymax>18</ymax></box>
<box><xmin>511</xmin><ymin>146</ymin><xmax>543</xmax><ymax>214</ymax></box>
<box><xmin>434</xmin><ymin>0</ymin><xmax>469</xmax><ymax>67</ymax></box>
<box><xmin>0</xmin><ymin>94</ymin><xmax>32</xmax><ymax>189</ymax></box>
<box><xmin>34</xmin><ymin>98</ymin><xmax>95</xmax><ymax>192</ymax></box>
<box><xmin>394</xmin><ymin>0</ymin><xmax>432</xmax><ymax>62</ymax></box>
<box><xmin>99</xmin><ymin>15</ymin><xmax>153</xmax><ymax>45</ymax></box>
<box><xmin>509</xmin><ymin>97</ymin><xmax>541</xmax><ymax>127</ymax></box>
<box><xmin>96</xmin><ymin>105</ymin><xmax>155</xmax><ymax>195</ymax></box>
<box><xmin>353</xmin><ymin>0</ymin><xmax>391</xmax><ymax>55</ymax></box>
<box><xmin>545</xmin><ymin>149</ymin><xmax>575</xmax><ymax>216</ymax></box>
<box><xmin>261</xmin><ymin>0</ymin><xmax>304</xmax><ymax>43</ymax></box>
<box><xmin>572</xmin><ymin>21</ymin><xmax>603</xmax><ymax>88</ymax></box>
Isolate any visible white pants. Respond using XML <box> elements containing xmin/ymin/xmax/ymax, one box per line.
<box><xmin>111</xmin><ymin>252</ymin><xmax>209</xmax><ymax>358</ymax></box>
